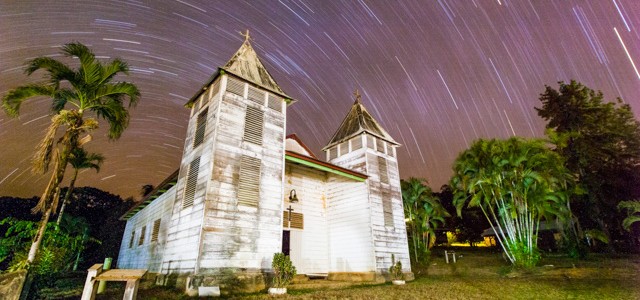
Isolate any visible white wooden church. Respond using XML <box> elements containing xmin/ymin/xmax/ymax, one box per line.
<box><xmin>117</xmin><ymin>34</ymin><xmax>412</xmax><ymax>295</ymax></box>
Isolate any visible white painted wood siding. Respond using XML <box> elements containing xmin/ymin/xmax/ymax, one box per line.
<box><xmin>197</xmin><ymin>76</ymin><xmax>285</xmax><ymax>272</ymax></box>
<box><xmin>118</xmin><ymin>187</ymin><xmax>176</xmax><ymax>272</ymax></box>
<box><xmin>284</xmin><ymin>163</ymin><xmax>329</xmax><ymax>274</ymax></box>
<box><xmin>326</xmin><ymin>175</ymin><xmax>374</xmax><ymax>272</ymax></box>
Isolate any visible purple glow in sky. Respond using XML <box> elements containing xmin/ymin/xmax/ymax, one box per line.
<box><xmin>1</xmin><ymin>0</ymin><xmax>639</xmax><ymax>199</ymax></box>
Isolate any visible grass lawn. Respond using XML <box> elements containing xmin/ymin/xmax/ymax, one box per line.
<box><xmin>73</xmin><ymin>249</ymin><xmax>640</xmax><ymax>299</ymax></box>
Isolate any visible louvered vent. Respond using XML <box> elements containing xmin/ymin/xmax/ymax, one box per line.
<box><xmin>352</xmin><ymin>136</ymin><xmax>363</xmax><ymax>150</ymax></box>
<box><xmin>237</xmin><ymin>155</ymin><xmax>261</xmax><ymax>207</ymax></box>
<box><xmin>247</xmin><ymin>86</ymin><xmax>264</xmax><ymax>104</ymax></box>
<box><xmin>129</xmin><ymin>230</ymin><xmax>135</xmax><ymax>248</ymax></box>
<box><xmin>377</xmin><ymin>139</ymin><xmax>385</xmax><ymax>154</ymax></box>
<box><xmin>138</xmin><ymin>226</ymin><xmax>146</xmax><ymax>246</ymax></box>
<box><xmin>388</xmin><ymin>146</ymin><xmax>395</xmax><ymax>157</ymax></box>
<box><xmin>210</xmin><ymin>80</ymin><xmax>220</xmax><ymax>99</ymax></box>
<box><xmin>378</xmin><ymin>156</ymin><xmax>389</xmax><ymax>184</ymax></box>
<box><xmin>243</xmin><ymin>106</ymin><xmax>264</xmax><ymax>145</ymax></box>
<box><xmin>193</xmin><ymin>108</ymin><xmax>208</xmax><ymax>148</ymax></box>
<box><xmin>367</xmin><ymin>135</ymin><xmax>375</xmax><ymax>148</ymax></box>
<box><xmin>183</xmin><ymin>157</ymin><xmax>200</xmax><ymax>208</ymax></box>
<box><xmin>268</xmin><ymin>94</ymin><xmax>282</xmax><ymax>112</ymax></box>
<box><xmin>329</xmin><ymin>147</ymin><xmax>337</xmax><ymax>160</ymax></box>
<box><xmin>151</xmin><ymin>219</ymin><xmax>161</xmax><ymax>242</ymax></box>
<box><xmin>339</xmin><ymin>141</ymin><xmax>348</xmax><ymax>156</ymax></box>
<box><xmin>283</xmin><ymin>211</ymin><xmax>304</xmax><ymax>229</ymax></box>
<box><xmin>382</xmin><ymin>190</ymin><xmax>394</xmax><ymax>227</ymax></box>
<box><xmin>227</xmin><ymin>77</ymin><xmax>245</xmax><ymax>97</ymax></box>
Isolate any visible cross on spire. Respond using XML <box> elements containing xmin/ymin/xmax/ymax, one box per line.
<box><xmin>240</xmin><ymin>29</ymin><xmax>251</xmax><ymax>43</ymax></box>
<box><xmin>353</xmin><ymin>88</ymin><xmax>362</xmax><ymax>103</ymax></box>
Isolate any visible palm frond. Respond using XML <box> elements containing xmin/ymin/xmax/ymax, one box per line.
<box><xmin>91</xmin><ymin>99</ymin><xmax>130</xmax><ymax>139</ymax></box>
<box><xmin>24</xmin><ymin>57</ymin><xmax>75</xmax><ymax>85</ymax></box>
<box><xmin>2</xmin><ymin>85</ymin><xmax>55</xmax><ymax>117</ymax></box>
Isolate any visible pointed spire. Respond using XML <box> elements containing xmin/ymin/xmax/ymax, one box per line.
<box><xmin>323</xmin><ymin>91</ymin><xmax>398</xmax><ymax>150</ymax></box>
<box><xmin>353</xmin><ymin>88</ymin><xmax>362</xmax><ymax>104</ymax></box>
<box><xmin>221</xmin><ymin>30</ymin><xmax>289</xmax><ymax>97</ymax></box>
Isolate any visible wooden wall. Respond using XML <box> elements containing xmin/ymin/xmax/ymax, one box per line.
<box><xmin>284</xmin><ymin>163</ymin><xmax>329</xmax><ymax>274</ymax></box>
<box><xmin>118</xmin><ymin>187</ymin><xmax>176</xmax><ymax>272</ymax></box>
<box><xmin>197</xmin><ymin>74</ymin><xmax>285</xmax><ymax>272</ymax></box>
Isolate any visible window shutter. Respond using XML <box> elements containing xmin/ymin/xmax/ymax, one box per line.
<box><xmin>183</xmin><ymin>157</ymin><xmax>200</xmax><ymax>208</ymax></box>
<box><xmin>376</xmin><ymin>139</ymin><xmax>385</xmax><ymax>154</ymax></box>
<box><xmin>268</xmin><ymin>94</ymin><xmax>282</xmax><ymax>112</ymax></box>
<box><xmin>351</xmin><ymin>136</ymin><xmax>363</xmax><ymax>150</ymax></box>
<box><xmin>227</xmin><ymin>77</ymin><xmax>245</xmax><ymax>97</ymax></box>
<box><xmin>193</xmin><ymin>108</ymin><xmax>208</xmax><ymax>148</ymax></box>
<box><xmin>328</xmin><ymin>147</ymin><xmax>337</xmax><ymax>160</ymax></box>
<box><xmin>339</xmin><ymin>141</ymin><xmax>349</xmax><ymax>156</ymax></box>
<box><xmin>367</xmin><ymin>135</ymin><xmax>375</xmax><ymax>149</ymax></box>
<box><xmin>378</xmin><ymin>156</ymin><xmax>389</xmax><ymax>184</ymax></box>
<box><xmin>247</xmin><ymin>86</ymin><xmax>264</xmax><ymax>104</ymax></box>
<box><xmin>129</xmin><ymin>230</ymin><xmax>135</xmax><ymax>248</ymax></box>
<box><xmin>382</xmin><ymin>190</ymin><xmax>394</xmax><ymax>227</ymax></box>
<box><xmin>243</xmin><ymin>106</ymin><xmax>264</xmax><ymax>145</ymax></box>
<box><xmin>151</xmin><ymin>219</ymin><xmax>161</xmax><ymax>242</ymax></box>
<box><xmin>283</xmin><ymin>211</ymin><xmax>304</xmax><ymax>229</ymax></box>
<box><xmin>138</xmin><ymin>226</ymin><xmax>146</xmax><ymax>246</ymax></box>
<box><xmin>237</xmin><ymin>155</ymin><xmax>261</xmax><ymax>207</ymax></box>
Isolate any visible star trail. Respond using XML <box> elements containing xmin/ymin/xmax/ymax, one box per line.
<box><xmin>1</xmin><ymin>0</ymin><xmax>639</xmax><ymax>199</ymax></box>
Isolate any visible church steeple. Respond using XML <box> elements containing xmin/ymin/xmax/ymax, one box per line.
<box><xmin>221</xmin><ymin>30</ymin><xmax>289</xmax><ymax>98</ymax></box>
<box><xmin>323</xmin><ymin>89</ymin><xmax>398</xmax><ymax>150</ymax></box>
<box><xmin>186</xmin><ymin>30</ymin><xmax>293</xmax><ymax>107</ymax></box>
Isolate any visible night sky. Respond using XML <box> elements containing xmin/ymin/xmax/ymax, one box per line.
<box><xmin>1</xmin><ymin>1</ymin><xmax>639</xmax><ymax>199</ymax></box>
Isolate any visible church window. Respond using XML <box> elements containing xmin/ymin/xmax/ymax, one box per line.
<box><xmin>247</xmin><ymin>86</ymin><xmax>264</xmax><ymax>104</ymax></box>
<box><xmin>243</xmin><ymin>106</ymin><xmax>264</xmax><ymax>145</ymax></box>
<box><xmin>138</xmin><ymin>226</ymin><xmax>146</xmax><ymax>246</ymax></box>
<box><xmin>378</xmin><ymin>156</ymin><xmax>389</xmax><ymax>184</ymax></box>
<box><xmin>193</xmin><ymin>108</ymin><xmax>208</xmax><ymax>148</ymax></box>
<box><xmin>227</xmin><ymin>77</ymin><xmax>245</xmax><ymax>97</ymax></box>
<box><xmin>351</xmin><ymin>136</ymin><xmax>363</xmax><ymax>150</ymax></box>
<box><xmin>129</xmin><ymin>230</ymin><xmax>135</xmax><ymax>248</ymax></box>
<box><xmin>283</xmin><ymin>211</ymin><xmax>304</xmax><ymax>229</ymax></box>
<box><xmin>183</xmin><ymin>157</ymin><xmax>201</xmax><ymax>208</ymax></box>
<box><xmin>151</xmin><ymin>219</ymin><xmax>161</xmax><ymax>242</ymax></box>
<box><xmin>268</xmin><ymin>94</ymin><xmax>282</xmax><ymax>112</ymax></box>
<box><xmin>388</xmin><ymin>146</ymin><xmax>395</xmax><ymax>157</ymax></box>
<box><xmin>237</xmin><ymin>155</ymin><xmax>261</xmax><ymax>207</ymax></box>
<box><xmin>382</xmin><ymin>190</ymin><xmax>394</xmax><ymax>227</ymax></box>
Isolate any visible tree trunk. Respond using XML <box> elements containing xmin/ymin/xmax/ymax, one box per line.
<box><xmin>27</xmin><ymin>207</ymin><xmax>52</xmax><ymax>263</ymax></box>
<box><xmin>56</xmin><ymin>170</ymin><xmax>78</xmax><ymax>226</ymax></box>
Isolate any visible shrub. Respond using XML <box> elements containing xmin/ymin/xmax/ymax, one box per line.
<box><xmin>272</xmin><ymin>253</ymin><xmax>296</xmax><ymax>288</ymax></box>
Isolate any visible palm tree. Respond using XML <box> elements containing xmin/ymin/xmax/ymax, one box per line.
<box><xmin>1</xmin><ymin>42</ymin><xmax>139</xmax><ymax>264</ymax></box>
<box><xmin>401</xmin><ymin>178</ymin><xmax>429</xmax><ymax>262</ymax></box>
<box><xmin>451</xmin><ymin>137</ymin><xmax>573</xmax><ymax>268</ymax></box>
<box><xmin>619</xmin><ymin>200</ymin><xmax>640</xmax><ymax>231</ymax></box>
<box><xmin>56</xmin><ymin>148</ymin><xmax>105</xmax><ymax>226</ymax></box>
<box><xmin>401</xmin><ymin>178</ymin><xmax>448</xmax><ymax>264</ymax></box>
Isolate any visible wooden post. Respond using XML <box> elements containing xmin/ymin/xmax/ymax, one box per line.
<box><xmin>445</xmin><ymin>250</ymin><xmax>449</xmax><ymax>264</ymax></box>
<box><xmin>81</xmin><ymin>264</ymin><xmax>103</xmax><ymax>300</ymax></box>
<box><xmin>123</xmin><ymin>279</ymin><xmax>140</xmax><ymax>300</ymax></box>
<box><xmin>97</xmin><ymin>257</ymin><xmax>112</xmax><ymax>294</ymax></box>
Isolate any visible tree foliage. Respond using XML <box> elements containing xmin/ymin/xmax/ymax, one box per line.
<box><xmin>1</xmin><ymin>42</ymin><xmax>139</xmax><ymax>264</ymax></box>
<box><xmin>401</xmin><ymin>178</ymin><xmax>449</xmax><ymax>264</ymax></box>
<box><xmin>451</xmin><ymin>137</ymin><xmax>574</xmax><ymax>268</ymax></box>
<box><xmin>536</xmin><ymin>80</ymin><xmax>640</xmax><ymax>250</ymax></box>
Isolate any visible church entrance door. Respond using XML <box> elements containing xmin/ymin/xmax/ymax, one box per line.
<box><xmin>282</xmin><ymin>230</ymin><xmax>290</xmax><ymax>256</ymax></box>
